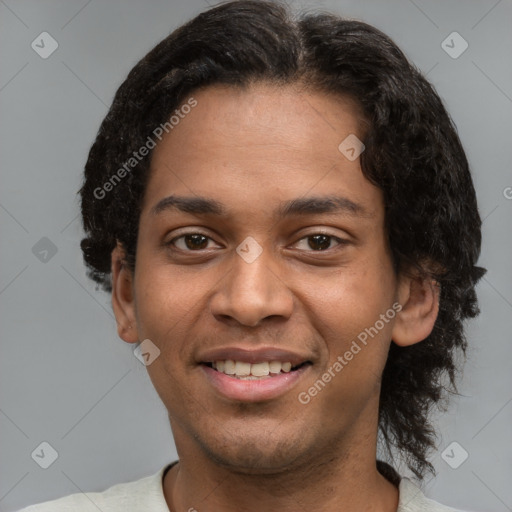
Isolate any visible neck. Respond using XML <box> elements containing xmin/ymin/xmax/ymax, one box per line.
<box><xmin>163</xmin><ymin>414</ymin><xmax>399</xmax><ymax>512</ymax></box>
<box><xmin>165</xmin><ymin>459</ymin><xmax>397</xmax><ymax>512</ymax></box>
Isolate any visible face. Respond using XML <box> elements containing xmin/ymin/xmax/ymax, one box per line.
<box><xmin>114</xmin><ymin>83</ymin><xmax>410</xmax><ymax>474</ymax></box>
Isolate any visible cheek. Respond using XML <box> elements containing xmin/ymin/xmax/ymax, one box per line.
<box><xmin>133</xmin><ymin>263</ymin><xmax>198</xmax><ymax>342</ymax></box>
<box><xmin>298</xmin><ymin>270</ymin><xmax>397</xmax><ymax>413</ymax></box>
<box><xmin>302</xmin><ymin>260</ymin><xmax>396</xmax><ymax>332</ymax></box>
<box><xmin>295</xmin><ymin>256</ymin><xmax>397</xmax><ymax>382</ymax></box>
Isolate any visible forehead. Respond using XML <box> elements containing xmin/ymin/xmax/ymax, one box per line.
<box><xmin>143</xmin><ymin>83</ymin><xmax>380</xmax><ymax>218</ymax></box>
<box><xmin>153</xmin><ymin>82</ymin><xmax>364</xmax><ymax>156</ymax></box>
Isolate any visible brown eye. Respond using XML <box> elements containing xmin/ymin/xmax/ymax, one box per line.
<box><xmin>307</xmin><ymin>234</ymin><xmax>332</xmax><ymax>251</ymax></box>
<box><xmin>294</xmin><ymin>234</ymin><xmax>344</xmax><ymax>252</ymax></box>
<box><xmin>186</xmin><ymin>234</ymin><xmax>208</xmax><ymax>249</ymax></box>
<box><xmin>171</xmin><ymin>233</ymin><xmax>214</xmax><ymax>251</ymax></box>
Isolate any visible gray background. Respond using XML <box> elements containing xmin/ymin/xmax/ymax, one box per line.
<box><xmin>1</xmin><ymin>0</ymin><xmax>511</xmax><ymax>510</ymax></box>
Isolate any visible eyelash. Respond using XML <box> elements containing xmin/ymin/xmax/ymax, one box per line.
<box><xmin>167</xmin><ymin>231</ymin><xmax>347</xmax><ymax>253</ymax></box>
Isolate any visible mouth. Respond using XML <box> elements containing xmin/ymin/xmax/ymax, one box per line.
<box><xmin>198</xmin><ymin>348</ymin><xmax>313</xmax><ymax>402</ymax></box>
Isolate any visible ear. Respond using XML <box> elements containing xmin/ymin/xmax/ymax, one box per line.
<box><xmin>111</xmin><ymin>242</ymin><xmax>139</xmax><ymax>344</ymax></box>
<box><xmin>391</xmin><ymin>271</ymin><xmax>440</xmax><ymax>347</ymax></box>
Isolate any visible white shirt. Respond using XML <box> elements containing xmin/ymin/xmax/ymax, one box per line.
<box><xmin>17</xmin><ymin>463</ymin><xmax>465</xmax><ymax>511</ymax></box>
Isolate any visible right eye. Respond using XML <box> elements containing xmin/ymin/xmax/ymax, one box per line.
<box><xmin>167</xmin><ymin>232</ymin><xmax>220</xmax><ymax>252</ymax></box>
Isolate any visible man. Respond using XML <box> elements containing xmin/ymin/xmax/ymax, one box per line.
<box><xmin>19</xmin><ymin>1</ymin><xmax>485</xmax><ymax>510</ymax></box>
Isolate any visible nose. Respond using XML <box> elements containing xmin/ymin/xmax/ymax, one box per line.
<box><xmin>210</xmin><ymin>246</ymin><xmax>294</xmax><ymax>327</ymax></box>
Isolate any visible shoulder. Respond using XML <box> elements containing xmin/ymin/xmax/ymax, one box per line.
<box><xmin>16</xmin><ymin>465</ymin><xmax>172</xmax><ymax>512</ymax></box>
<box><xmin>398</xmin><ymin>477</ymin><xmax>469</xmax><ymax>512</ymax></box>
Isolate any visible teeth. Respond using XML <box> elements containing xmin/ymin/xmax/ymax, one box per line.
<box><xmin>235</xmin><ymin>361</ymin><xmax>251</xmax><ymax>376</ymax></box>
<box><xmin>269</xmin><ymin>361</ymin><xmax>282</xmax><ymax>374</ymax></box>
<box><xmin>251</xmin><ymin>362</ymin><xmax>269</xmax><ymax>377</ymax></box>
<box><xmin>212</xmin><ymin>360</ymin><xmax>296</xmax><ymax>378</ymax></box>
<box><xmin>223</xmin><ymin>360</ymin><xmax>236</xmax><ymax>374</ymax></box>
<box><xmin>281</xmin><ymin>362</ymin><xmax>292</xmax><ymax>372</ymax></box>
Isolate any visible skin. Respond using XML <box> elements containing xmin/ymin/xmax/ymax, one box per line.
<box><xmin>111</xmin><ymin>83</ymin><xmax>439</xmax><ymax>512</ymax></box>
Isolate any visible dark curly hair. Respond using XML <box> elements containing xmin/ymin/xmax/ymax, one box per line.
<box><xmin>79</xmin><ymin>0</ymin><xmax>485</xmax><ymax>480</ymax></box>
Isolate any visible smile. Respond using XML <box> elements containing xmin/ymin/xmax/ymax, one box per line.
<box><xmin>200</xmin><ymin>351</ymin><xmax>312</xmax><ymax>402</ymax></box>
<box><xmin>207</xmin><ymin>360</ymin><xmax>303</xmax><ymax>378</ymax></box>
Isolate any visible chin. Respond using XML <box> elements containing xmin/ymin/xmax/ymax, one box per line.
<box><xmin>197</xmin><ymin>427</ymin><xmax>309</xmax><ymax>475</ymax></box>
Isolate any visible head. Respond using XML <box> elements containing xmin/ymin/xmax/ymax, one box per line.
<box><xmin>80</xmin><ymin>0</ymin><xmax>485</xmax><ymax>479</ymax></box>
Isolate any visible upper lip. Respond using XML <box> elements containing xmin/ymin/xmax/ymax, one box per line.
<box><xmin>198</xmin><ymin>347</ymin><xmax>310</xmax><ymax>366</ymax></box>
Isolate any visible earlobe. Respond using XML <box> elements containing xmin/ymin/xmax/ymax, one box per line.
<box><xmin>391</xmin><ymin>273</ymin><xmax>440</xmax><ymax>347</ymax></box>
<box><xmin>111</xmin><ymin>242</ymin><xmax>139</xmax><ymax>344</ymax></box>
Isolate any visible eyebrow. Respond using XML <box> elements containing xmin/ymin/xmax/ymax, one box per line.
<box><xmin>151</xmin><ymin>194</ymin><xmax>370</xmax><ymax>218</ymax></box>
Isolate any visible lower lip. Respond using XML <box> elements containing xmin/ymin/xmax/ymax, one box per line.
<box><xmin>201</xmin><ymin>364</ymin><xmax>310</xmax><ymax>403</ymax></box>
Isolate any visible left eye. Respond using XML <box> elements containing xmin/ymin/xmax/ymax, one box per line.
<box><xmin>294</xmin><ymin>234</ymin><xmax>344</xmax><ymax>251</ymax></box>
